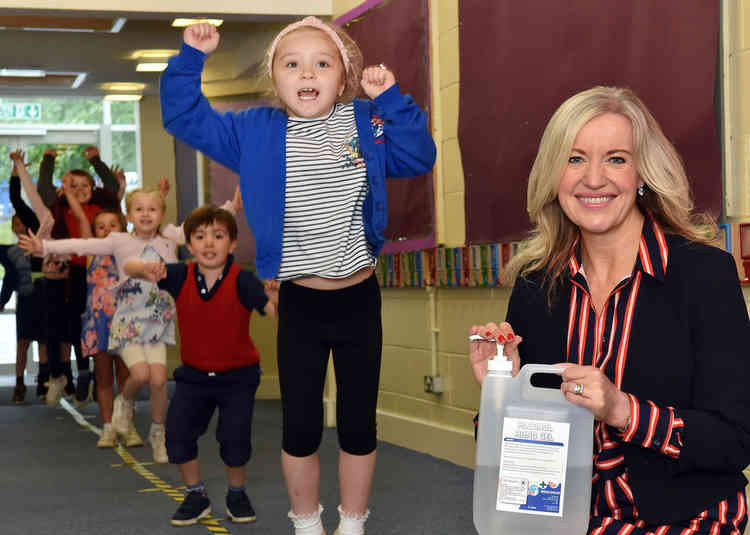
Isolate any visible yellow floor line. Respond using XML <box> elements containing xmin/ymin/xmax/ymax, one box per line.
<box><xmin>58</xmin><ymin>398</ymin><xmax>233</xmax><ymax>534</ymax></box>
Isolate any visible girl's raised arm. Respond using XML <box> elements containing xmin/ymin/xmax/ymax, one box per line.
<box><xmin>12</xmin><ymin>150</ymin><xmax>55</xmax><ymax>239</ymax></box>
<box><xmin>160</xmin><ymin>25</ymin><xmax>245</xmax><ymax>173</ymax></box>
<box><xmin>62</xmin><ymin>182</ymin><xmax>93</xmax><ymax>238</ymax></box>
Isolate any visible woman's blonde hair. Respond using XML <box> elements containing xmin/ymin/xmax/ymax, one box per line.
<box><xmin>263</xmin><ymin>20</ymin><xmax>364</xmax><ymax>107</ymax></box>
<box><xmin>124</xmin><ymin>187</ymin><xmax>166</xmax><ymax>217</ymax></box>
<box><xmin>504</xmin><ymin>86</ymin><xmax>718</xmax><ymax>300</ymax></box>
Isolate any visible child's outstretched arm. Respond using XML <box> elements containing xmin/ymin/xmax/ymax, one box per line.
<box><xmin>37</xmin><ymin>149</ymin><xmax>57</xmax><ymax>207</ymax></box>
<box><xmin>19</xmin><ymin>230</ymin><xmax>117</xmax><ymax>259</ymax></box>
<box><xmin>83</xmin><ymin>145</ymin><xmax>119</xmax><ymax>196</ymax></box>
<box><xmin>124</xmin><ymin>258</ymin><xmax>166</xmax><ymax>283</ymax></box>
<box><xmin>361</xmin><ymin>65</ymin><xmax>437</xmax><ymax>178</ymax></box>
<box><xmin>12</xmin><ymin>150</ymin><xmax>55</xmax><ymax>239</ymax></box>
<box><xmin>160</xmin><ymin>23</ymin><xmax>246</xmax><ymax>173</ymax></box>
<box><xmin>9</xmin><ymin>152</ymin><xmax>40</xmax><ymax>233</ymax></box>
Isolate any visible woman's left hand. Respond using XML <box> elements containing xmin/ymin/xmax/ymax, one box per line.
<box><xmin>558</xmin><ymin>364</ymin><xmax>631</xmax><ymax>429</ymax></box>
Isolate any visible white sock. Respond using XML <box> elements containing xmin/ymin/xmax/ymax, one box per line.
<box><xmin>150</xmin><ymin>422</ymin><xmax>164</xmax><ymax>433</ymax></box>
<box><xmin>336</xmin><ymin>505</ymin><xmax>370</xmax><ymax>535</ymax></box>
<box><xmin>288</xmin><ymin>504</ymin><xmax>325</xmax><ymax>535</ymax></box>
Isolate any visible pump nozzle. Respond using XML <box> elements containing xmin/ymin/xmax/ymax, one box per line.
<box><xmin>487</xmin><ymin>342</ymin><xmax>512</xmax><ymax>373</ymax></box>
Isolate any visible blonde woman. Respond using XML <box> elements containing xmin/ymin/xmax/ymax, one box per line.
<box><xmin>470</xmin><ymin>87</ymin><xmax>750</xmax><ymax>534</ymax></box>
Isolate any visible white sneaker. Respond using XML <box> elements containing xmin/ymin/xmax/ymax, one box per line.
<box><xmin>148</xmin><ymin>425</ymin><xmax>168</xmax><ymax>463</ymax></box>
<box><xmin>124</xmin><ymin>425</ymin><xmax>144</xmax><ymax>447</ymax></box>
<box><xmin>45</xmin><ymin>376</ymin><xmax>68</xmax><ymax>406</ymax></box>
<box><xmin>97</xmin><ymin>423</ymin><xmax>118</xmax><ymax>448</ymax></box>
<box><xmin>112</xmin><ymin>395</ymin><xmax>134</xmax><ymax>435</ymax></box>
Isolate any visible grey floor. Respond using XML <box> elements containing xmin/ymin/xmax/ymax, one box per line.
<box><xmin>2</xmin><ymin>377</ymin><xmax>475</xmax><ymax>535</ymax></box>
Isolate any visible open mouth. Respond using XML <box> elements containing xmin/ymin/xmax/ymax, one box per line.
<box><xmin>298</xmin><ymin>88</ymin><xmax>319</xmax><ymax>100</ymax></box>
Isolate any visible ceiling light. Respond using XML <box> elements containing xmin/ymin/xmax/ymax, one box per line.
<box><xmin>171</xmin><ymin>18</ymin><xmax>223</xmax><ymax>28</ymax></box>
<box><xmin>0</xmin><ymin>68</ymin><xmax>45</xmax><ymax>77</ymax></box>
<box><xmin>98</xmin><ymin>82</ymin><xmax>147</xmax><ymax>92</ymax></box>
<box><xmin>71</xmin><ymin>73</ymin><xmax>87</xmax><ymax>89</ymax></box>
<box><xmin>136</xmin><ymin>63</ymin><xmax>168</xmax><ymax>72</ymax></box>
<box><xmin>104</xmin><ymin>94</ymin><xmax>142</xmax><ymax>101</ymax></box>
<box><xmin>129</xmin><ymin>49</ymin><xmax>179</xmax><ymax>60</ymax></box>
<box><xmin>110</xmin><ymin>18</ymin><xmax>126</xmax><ymax>33</ymax></box>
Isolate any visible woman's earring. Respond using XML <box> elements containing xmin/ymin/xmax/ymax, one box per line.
<box><xmin>637</xmin><ymin>184</ymin><xmax>645</xmax><ymax>198</ymax></box>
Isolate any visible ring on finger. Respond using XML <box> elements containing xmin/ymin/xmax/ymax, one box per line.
<box><xmin>573</xmin><ymin>383</ymin><xmax>584</xmax><ymax>395</ymax></box>
<box><xmin>378</xmin><ymin>63</ymin><xmax>387</xmax><ymax>70</ymax></box>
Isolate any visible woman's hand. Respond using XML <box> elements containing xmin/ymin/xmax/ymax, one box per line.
<box><xmin>361</xmin><ymin>65</ymin><xmax>396</xmax><ymax>99</ymax></box>
<box><xmin>184</xmin><ymin>23</ymin><xmax>220</xmax><ymax>55</ymax></box>
<box><xmin>18</xmin><ymin>228</ymin><xmax>44</xmax><ymax>257</ymax></box>
<box><xmin>559</xmin><ymin>364</ymin><xmax>631</xmax><ymax>428</ymax></box>
<box><xmin>468</xmin><ymin>322</ymin><xmax>523</xmax><ymax>384</ymax></box>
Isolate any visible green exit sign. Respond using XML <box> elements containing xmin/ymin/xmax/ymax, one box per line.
<box><xmin>0</xmin><ymin>103</ymin><xmax>42</xmax><ymax>120</ymax></box>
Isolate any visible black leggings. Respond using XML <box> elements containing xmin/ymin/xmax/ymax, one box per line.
<box><xmin>278</xmin><ymin>275</ymin><xmax>382</xmax><ymax>457</ymax></box>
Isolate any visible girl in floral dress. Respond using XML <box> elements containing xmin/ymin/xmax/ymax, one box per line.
<box><xmin>82</xmin><ymin>209</ymin><xmax>144</xmax><ymax>449</ymax></box>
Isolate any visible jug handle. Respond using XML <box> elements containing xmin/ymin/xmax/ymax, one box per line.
<box><xmin>519</xmin><ymin>364</ymin><xmax>568</xmax><ymax>403</ymax></box>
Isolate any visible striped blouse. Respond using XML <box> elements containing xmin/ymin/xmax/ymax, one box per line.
<box><xmin>276</xmin><ymin>102</ymin><xmax>376</xmax><ymax>281</ymax></box>
<box><xmin>566</xmin><ymin>217</ymin><xmax>746</xmax><ymax>535</ymax></box>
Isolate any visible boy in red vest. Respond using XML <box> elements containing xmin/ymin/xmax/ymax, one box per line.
<box><xmin>124</xmin><ymin>205</ymin><xmax>273</xmax><ymax>527</ymax></box>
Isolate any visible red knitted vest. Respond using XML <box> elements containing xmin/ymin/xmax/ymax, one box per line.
<box><xmin>176</xmin><ymin>262</ymin><xmax>259</xmax><ymax>371</ymax></box>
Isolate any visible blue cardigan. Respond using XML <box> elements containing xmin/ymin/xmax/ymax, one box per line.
<box><xmin>161</xmin><ymin>43</ymin><xmax>437</xmax><ymax>279</ymax></box>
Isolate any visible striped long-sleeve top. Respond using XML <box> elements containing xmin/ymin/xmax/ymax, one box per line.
<box><xmin>507</xmin><ymin>216</ymin><xmax>750</xmax><ymax>535</ymax></box>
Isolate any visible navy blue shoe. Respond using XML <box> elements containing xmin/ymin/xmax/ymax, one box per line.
<box><xmin>172</xmin><ymin>490</ymin><xmax>211</xmax><ymax>526</ymax></box>
<box><xmin>226</xmin><ymin>490</ymin><xmax>256</xmax><ymax>523</ymax></box>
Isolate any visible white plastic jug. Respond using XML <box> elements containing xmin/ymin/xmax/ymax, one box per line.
<box><xmin>473</xmin><ymin>351</ymin><xmax>593</xmax><ymax>535</ymax></box>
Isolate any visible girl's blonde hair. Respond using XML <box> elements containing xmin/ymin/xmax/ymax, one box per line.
<box><xmin>263</xmin><ymin>19</ymin><xmax>364</xmax><ymax>107</ymax></box>
<box><xmin>504</xmin><ymin>86</ymin><xmax>718</xmax><ymax>301</ymax></box>
<box><xmin>124</xmin><ymin>187</ymin><xmax>166</xmax><ymax>217</ymax></box>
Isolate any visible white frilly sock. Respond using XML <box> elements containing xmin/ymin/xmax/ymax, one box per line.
<box><xmin>288</xmin><ymin>504</ymin><xmax>325</xmax><ymax>535</ymax></box>
<box><xmin>335</xmin><ymin>505</ymin><xmax>370</xmax><ymax>535</ymax></box>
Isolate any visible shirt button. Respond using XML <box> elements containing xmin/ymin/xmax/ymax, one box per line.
<box><xmin>201</xmin><ymin>288</ymin><xmax>206</xmax><ymax>294</ymax></box>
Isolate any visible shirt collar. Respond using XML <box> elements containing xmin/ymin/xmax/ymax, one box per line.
<box><xmin>567</xmin><ymin>212</ymin><xmax>670</xmax><ymax>284</ymax></box>
<box><xmin>194</xmin><ymin>254</ymin><xmax>235</xmax><ymax>298</ymax></box>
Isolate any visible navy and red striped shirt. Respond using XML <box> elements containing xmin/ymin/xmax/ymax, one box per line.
<box><xmin>563</xmin><ymin>217</ymin><xmax>747</xmax><ymax>535</ymax></box>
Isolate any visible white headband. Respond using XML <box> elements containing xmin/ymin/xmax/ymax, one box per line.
<box><xmin>267</xmin><ymin>16</ymin><xmax>350</xmax><ymax>77</ymax></box>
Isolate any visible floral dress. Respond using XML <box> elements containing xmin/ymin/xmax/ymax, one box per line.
<box><xmin>108</xmin><ymin>244</ymin><xmax>176</xmax><ymax>351</ymax></box>
<box><xmin>81</xmin><ymin>254</ymin><xmax>118</xmax><ymax>357</ymax></box>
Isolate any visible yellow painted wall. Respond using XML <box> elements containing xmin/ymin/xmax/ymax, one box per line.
<box><xmin>332</xmin><ymin>0</ymin><xmax>363</xmax><ymax>18</ymax></box>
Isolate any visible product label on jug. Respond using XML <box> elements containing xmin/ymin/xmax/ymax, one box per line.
<box><xmin>496</xmin><ymin>417</ymin><xmax>570</xmax><ymax>516</ymax></box>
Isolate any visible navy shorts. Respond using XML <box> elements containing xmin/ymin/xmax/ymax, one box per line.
<box><xmin>15</xmin><ymin>292</ymin><xmax>37</xmax><ymax>341</ymax></box>
<box><xmin>166</xmin><ymin>364</ymin><xmax>260</xmax><ymax>467</ymax></box>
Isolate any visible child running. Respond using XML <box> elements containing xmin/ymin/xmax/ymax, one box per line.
<box><xmin>20</xmin><ymin>187</ymin><xmax>178</xmax><ymax>462</ymax></box>
<box><xmin>125</xmin><ymin>205</ymin><xmax>272</xmax><ymax>526</ymax></box>
<box><xmin>161</xmin><ymin>17</ymin><xmax>436</xmax><ymax>535</ymax></box>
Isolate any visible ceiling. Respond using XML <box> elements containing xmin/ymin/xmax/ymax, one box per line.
<box><xmin>0</xmin><ymin>10</ymin><xmax>302</xmax><ymax>98</ymax></box>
